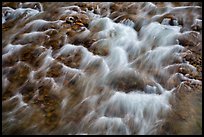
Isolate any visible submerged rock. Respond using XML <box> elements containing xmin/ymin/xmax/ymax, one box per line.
<box><xmin>106</xmin><ymin>69</ymin><xmax>145</xmax><ymax>92</ymax></box>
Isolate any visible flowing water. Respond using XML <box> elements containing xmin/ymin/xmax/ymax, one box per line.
<box><xmin>2</xmin><ymin>2</ymin><xmax>202</xmax><ymax>135</ymax></box>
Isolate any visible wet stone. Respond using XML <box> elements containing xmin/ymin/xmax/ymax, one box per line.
<box><xmin>178</xmin><ymin>31</ymin><xmax>201</xmax><ymax>47</ymax></box>
<box><xmin>32</xmin><ymin>53</ymin><xmax>47</xmax><ymax>69</ymax></box>
<box><xmin>46</xmin><ymin>61</ymin><xmax>63</xmax><ymax>78</ymax></box>
<box><xmin>2</xmin><ymin>53</ymin><xmax>19</xmax><ymax>67</ymax></box>
<box><xmin>89</xmin><ymin>42</ymin><xmax>109</xmax><ymax>56</ymax></box>
<box><xmin>34</xmin><ymin>70</ymin><xmax>46</xmax><ymax>80</ymax></box>
<box><xmin>2</xmin><ymin>2</ymin><xmax>20</xmax><ymax>9</ymax></box>
<box><xmin>18</xmin><ymin>45</ymin><xmax>46</xmax><ymax>67</ymax></box>
<box><xmin>107</xmin><ymin>70</ymin><xmax>145</xmax><ymax>92</ymax></box>
<box><xmin>2</xmin><ymin>96</ymin><xmax>19</xmax><ymax>112</ymax></box>
<box><xmin>6</xmin><ymin>62</ymin><xmax>31</xmax><ymax>88</ymax></box>
<box><xmin>20</xmin><ymin>81</ymin><xmax>37</xmax><ymax>102</ymax></box>
<box><xmin>56</xmin><ymin>49</ymin><xmax>82</xmax><ymax>69</ymax></box>
<box><xmin>84</xmin><ymin>58</ymin><xmax>104</xmax><ymax>74</ymax></box>
<box><xmin>20</xmin><ymin>2</ymin><xmax>43</xmax><ymax>12</ymax></box>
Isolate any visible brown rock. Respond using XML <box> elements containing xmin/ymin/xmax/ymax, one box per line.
<box><xmin>107</xmin><ymin>69</ymin><xmax>145</xmax><ymax>92</ymax></box>
<box><xmin>178</xmin><ymin>31</ymin><xmax>201</xmax><ymax>47</ymax></box>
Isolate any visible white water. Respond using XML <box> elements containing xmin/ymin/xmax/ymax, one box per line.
<box><xmin>2</xmin><ymin>2</ymin><xmax>202</xmax><ymax>135</ymax></box>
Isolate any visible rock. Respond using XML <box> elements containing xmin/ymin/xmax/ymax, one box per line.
<box><xmin>2</xmin><ymin>96</ymin><xmax>19</xmax><ymax>112</ymax></box>
<box><xmin>2</xmin><ymin>53</ymin><xmax>19</xmax><ymax>67</ymax></box>
<box><xmin>56</xmin><ymin>48</ymin><xmax>82</xmax><ymax>68</ymax></box>
<box><xmin>20</xmin><ymin>2</ymin><xmax>43</xmax><ymax>12</ymax></box>
<box><xmin>89</xmin><ymin>41</ymin><xmax>110</xmax><ymax>56</ymax></box>
<box><xmin>63</xmin><ymin>70</ymin><xmax>83</xmax><ymax>89</ymax></box>
<box><xmin>44</xmin><ymin>36</ymin><xmax>65</xmax><ymax>50</ymax></box>
<box><xmin>161</xmin><ymin>18</ymin><xmax>179</xmax><ymax>26</ymax></box>
<box><xmin>176</xmin><ymin>81</ymin><xmax>192</xmax><ymax>93</ymax></box>
<box><xmin>84</xmin><ymin>58</ymin><xmax>103</xmax><ymax>73</ymax></box>
<box><xmin>106</xmin><ymin>69</ymin><xmax>145</xmax><ymax>92</ymax></box>
<box><xmin>178</xmin><ymin>31</ymin><xmax>201</xmax><ymax>47</ymax></box>
<box><xmin>19</xmin><ymin>20</ymin><xmax>60</xmax><ymax>34</ymax></box>
<box><xmin>20</xmin><ymin>81</ymin><xmax>37</xmax><ymax>103</ymax></box>
<box><xmin>65</xmin><ymin>13</ymin><xmax>90</xmax><ymax>27</ymax></box>
<box><xmin>191</xmin><ymin>19</ymin><xmax>202</xmax><ymax>31</ymax></box>
<box><xmin>12</xmin><ymin>32</ymin><xmax>50</xmax><ymax>45</ymax></box>
<box><xmin>166</xmin><ymin>73</ymin><xmax>184</xmax><ymax>89</ymax></box>
<box><xmin>7</xmin><ymin>61</ymin><xmax>31</xmax><ymax>87</ymax></box>
<box><xmin>46</xmin><ymin>61</ymin><xmax>63</xmax><ymax>78</ymax></box>
<box><xmin>2</xmin><ymin>2</ymin><xmax>20</xmax><ymax>9</ymax></box>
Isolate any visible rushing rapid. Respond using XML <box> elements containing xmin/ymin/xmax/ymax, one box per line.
<box><xmin>2</xmin><ymin>2</ymin><xmax>202</xmax><ymax>135</ymax></box>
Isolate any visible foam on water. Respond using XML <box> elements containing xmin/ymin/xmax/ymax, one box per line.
<box><xmin>58</xmin><ymin>16</ymin><xmax>183</xmax><ymax>134</ymax></box>
<box><xmin>79</xmin><ymin>87</ymin><xmax>173</xmax><ymax>134</ymax></box>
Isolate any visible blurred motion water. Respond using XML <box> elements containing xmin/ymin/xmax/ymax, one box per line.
<box><xmin>2</xmin><ymin>2</ymin><xmax>202</xmax><ymax>135</ymax></box>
